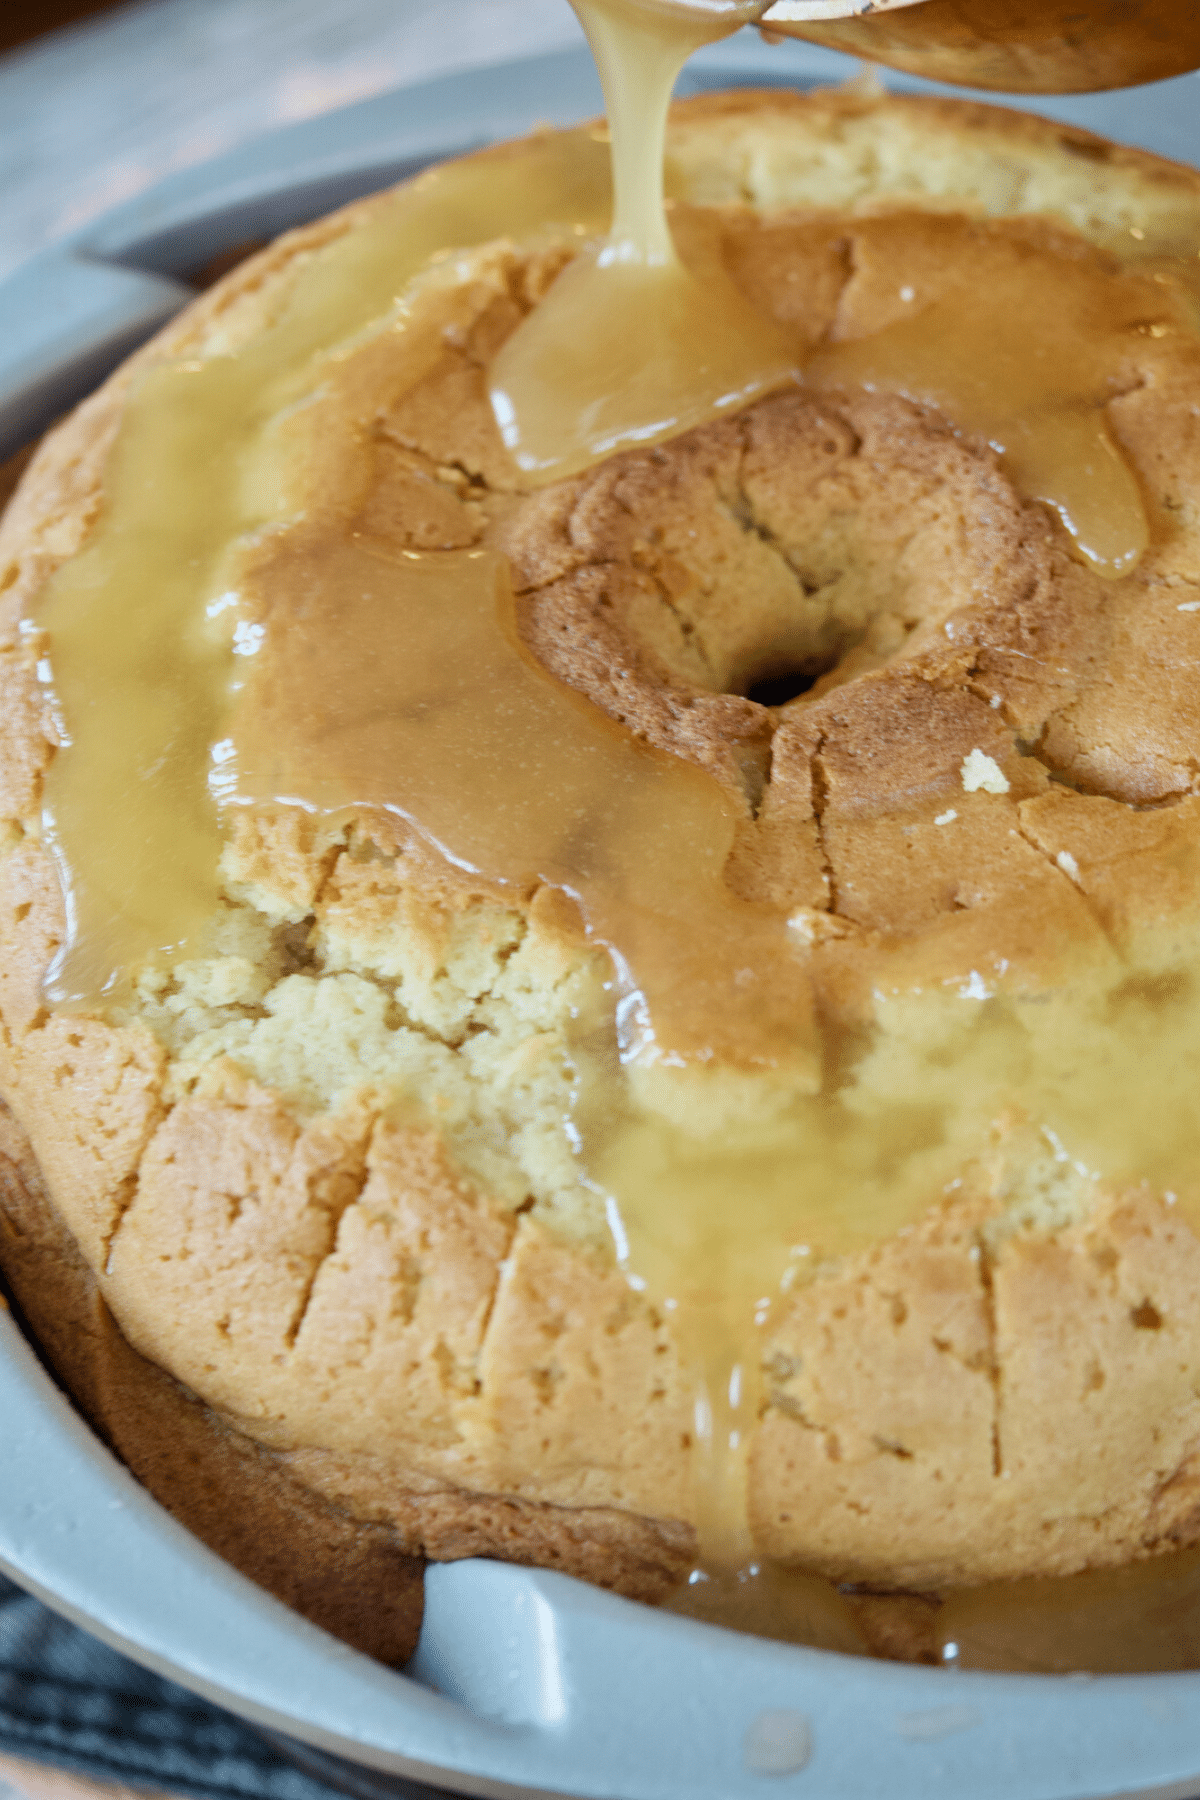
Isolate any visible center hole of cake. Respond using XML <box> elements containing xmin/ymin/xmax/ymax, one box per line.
<box><xmin>742</xmin><ymin>651</ymin><xmax>844</xmax><ymax>708</ymax></box>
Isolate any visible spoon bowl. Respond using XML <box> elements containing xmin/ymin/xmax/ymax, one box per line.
<box><xmin>759</xmin><ymin>0</ymin><xmax>1200</xmax><ymax>93</ymax></box>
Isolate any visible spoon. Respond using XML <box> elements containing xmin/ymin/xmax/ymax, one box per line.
<box><xmin>757</xmin><ymin>0</ymin><xmax>1200</xmax><ymax>94</ymax></box>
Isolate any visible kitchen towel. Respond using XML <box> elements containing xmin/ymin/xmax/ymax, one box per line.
<box><xmin>0</xmin><ymin>1575</ymin><xmax>445</xmax><ymax>1800</ymax></box>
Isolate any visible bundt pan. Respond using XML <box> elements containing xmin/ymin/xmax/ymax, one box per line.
<box><xmin>3</xmin><ymin>29</ymin><xmax>1200</xmax><ymax>1800</ymax></box>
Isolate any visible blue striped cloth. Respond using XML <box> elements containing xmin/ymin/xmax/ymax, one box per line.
<box><xmin>0</xmin><ymin>1574</ymin><xmax>395</xmax><ymax>1800</ymax></box>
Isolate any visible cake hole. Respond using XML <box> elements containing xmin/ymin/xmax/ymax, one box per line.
<box><xmin>1131</xmin><ymin>1299</ymin><xmax>1163</xmax><ymax>1330</ymax></box>
<box><xmin>743</xmin><ymin>654</ymin><xmax>840</xmax><ymax>708</ymax></box>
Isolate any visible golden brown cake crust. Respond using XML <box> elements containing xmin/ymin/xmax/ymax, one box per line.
<box><xmin>3</xmin><ymin>88</ymin><xmax>1200</xmax><ymax>1654</ymax></box>
<box><xmin>0</xmin><ymin>1099</ymin><xmax>692</xmax><ymax>1665</ymax></box>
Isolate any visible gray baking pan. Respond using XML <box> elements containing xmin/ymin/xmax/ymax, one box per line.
<box><xmin>2</xmin><ymin>31</ymin><xmax>1200</xmax><ymax>1800</ymax></box>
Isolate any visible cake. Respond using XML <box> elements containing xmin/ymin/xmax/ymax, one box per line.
<box><xmin>2</xmin><ymin>86</ymin><xmax>1200</xmax><ymax>1669</ymax></box>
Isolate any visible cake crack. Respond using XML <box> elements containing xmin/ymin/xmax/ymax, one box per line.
<box><xmin>284</xmin><ymin>1115</ymin><xmax>377</xmax><ymax>1351</ymax></box>
<box><xmin>974</xmin><ymin>1230</ymin><xmax>1004</xmax><ymax>1482</ymax></box>
<box><xmin>1012</xmin><ymin>804</ymin><xmax>1123</xmax><ymax>956</ymax></box>
<box><xmin>808</xmin><ymin>732</ymin><xmax>838</xmax><ymax>916</ymax></box>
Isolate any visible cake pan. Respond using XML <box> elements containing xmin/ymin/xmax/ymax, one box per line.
<box><xmin>2</xmin><ymin>33</ymin><xmax>1200</xmax><ymax>1800</ymax></box>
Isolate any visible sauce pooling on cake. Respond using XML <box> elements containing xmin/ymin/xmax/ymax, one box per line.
<box><xmin>232</xmin><ymin>540</ymin><xmax>817</xmax><ymax>1080</ymax></box>
<box><xmin>26</xmin><ymin>0</ymin><xmax>1200</xmax><ymax>1631</ymax></box>
<box><xmin>489</xmin><ymin>0</ymin><xmax>796</xmax><ymax>479</ymax></box>
<box><xmin>494</xmin><ymin>0</ymin><xmax>1152</xmax><ymax>571</ymax></box>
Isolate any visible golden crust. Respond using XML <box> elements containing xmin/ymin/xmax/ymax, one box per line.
<box><xmin>0</xmin><ymin>1100</ymin><xmax>423</xmax><ymax>1666</ymax></box>
<box><xmin>0</xmin><ymin>1099</ymin><xmax>692</xmax><ymax>1667</ymax></box>
<box><xmin>3</xmin><ymin>89</ymin><xmax>1200</xmax><ymax>1655</ymax></box>
<box><xmin>754</xmin><ymin>1172</ymin><xmax>1200</xmax><ymax>1590</ymax></box>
